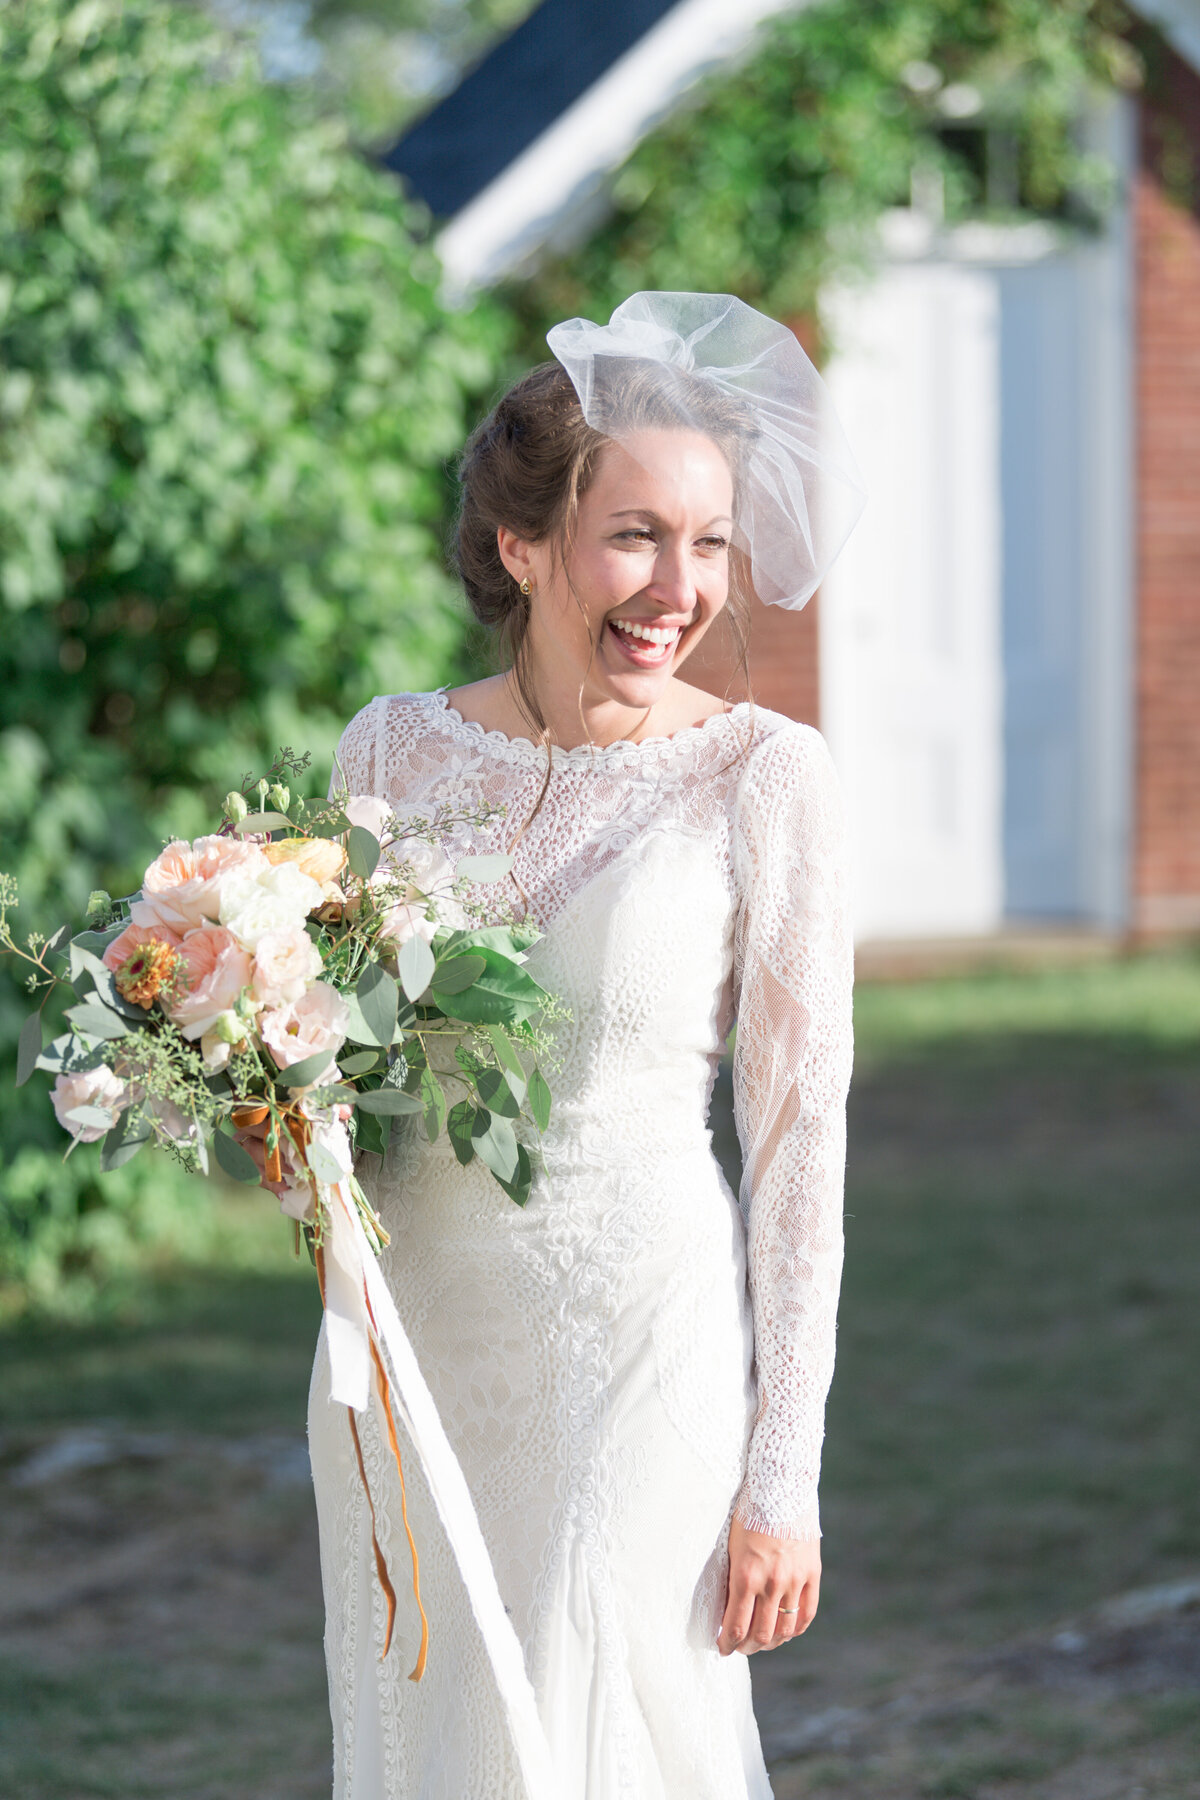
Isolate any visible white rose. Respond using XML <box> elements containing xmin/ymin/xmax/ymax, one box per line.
<box><xmin>259</xmin><ymin>981</ymin><xmax>350</xmax><ymax>1086</ymax></box>
<box><xmin>252</xmin><ymin>927</ymin><xmax>323</xmax><ymax>1008</ymax></box>
<box><xmin>219</xmin><ymin>862</ymin><xmax>325</xmax><ymax>950</ymax></box>
<box><xmin>344</xmin><ymin>795</ymin><xmax>393</xmax><ymax>838</ymax></box>
<box><xmin>52</xmin><ymin>1064</ymin><xmax>131</xmax><ymax>1143</ymax></box>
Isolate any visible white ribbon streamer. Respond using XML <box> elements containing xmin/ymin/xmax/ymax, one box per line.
<box><xmin>321</xmin><ymin>1177</ymin><xmax>558</xmax><ymax>1799</ymax></box>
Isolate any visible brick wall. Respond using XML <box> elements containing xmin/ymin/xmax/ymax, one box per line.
<box><xmin>688</xmin><ymin>590</ymin><xmax>821</xmax><ymax>726</ymax></box>
<box><xmin>1133</xmin><ymin>36</ymin><xmax>1200</xmax><ymax>933</ymax></box>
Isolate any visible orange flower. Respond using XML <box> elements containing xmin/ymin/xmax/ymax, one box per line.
<box><xmin>114</xmin><ymin>937</ymin><xmax>181</xmax><ymax>1009</ymax></box>
<box><xmin>263</xmin><ymin>836</ymin><xmax>347</xmax><ymax>885</ymax></box>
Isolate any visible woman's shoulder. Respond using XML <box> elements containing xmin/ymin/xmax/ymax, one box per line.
<box><xmin>740</xmin><ymin>706</ymin><xmax>835</xmax><ymax>777</ymax></box>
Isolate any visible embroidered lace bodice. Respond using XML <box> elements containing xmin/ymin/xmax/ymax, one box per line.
<box><xmin>330</xmin><ymin>687</ymin><xmax>852</xmax><ymax>1541</ymax></box>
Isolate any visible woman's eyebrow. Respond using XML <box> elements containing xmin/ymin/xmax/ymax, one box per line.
<box><xmin>606</xmin><ymin>508</ymin><xmax>734</xmax><ymax>527</ymax></box>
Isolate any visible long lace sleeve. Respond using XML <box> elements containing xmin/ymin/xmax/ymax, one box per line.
<box><xmin>731</xmin><ymin>722</ymin><xmax>854</xmax><ymax>1543</ymax></box>
<box><xmin>328</xmin><ymin>697</ymin><xmax>383</xmax><ymax>800</ymax></box>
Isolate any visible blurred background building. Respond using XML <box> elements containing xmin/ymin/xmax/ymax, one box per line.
<box><xmin>386</xmin><ymin>0</ymin><xmax>1200</xmax><ymax>952</ymax></box>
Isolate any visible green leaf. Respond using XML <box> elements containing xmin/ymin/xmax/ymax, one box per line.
<box><xmin>420</xmin><ymin>1066</ymin><xmax>447</xmax><ymax>1142</ymax></box>
<box><xmin>430</xmin><ymin>952</ymin><xmax>487</xmax><ymax>995</ymax></box>
<box><xmin>486</xmin><ymin>1023</ymin><xmax>526</xmax><ymax>1081</ymax></box>
<box><xmin>338</xmin><ymin>1049</ymin><xmax>383</xmax><ymax>1076</ymax></box>
<box><xmin>16</xmin><ymin>1010</ymin><xmax>42</xmax><ymax>1088</ymax></box>
<box><xmin>494</xmin><ymin>1142</ymin><xmax>534</xmax><ymax>1208</ymax></box>
<box><xmin>347</xmin><ymin>825</ymin><xmax>381</xmax><ymax>880</ymax></box>
<box><xmin>71</xmin><ymin>926</ymin><xmax>126</xmax><ymax>956</ymax></box>
<box><xmin>212</xmin><ymin>1129</ymin><xmax>263</xmax><ymax>1184</ymax></box>
<box><xmin>235</xmin><ymin>810</ymin><xmax>292</xmax><ymax>834</ymax></box>
<box><xmin>305</xmin><ymin>1083</ymin><xmax>357</xmax><ymax>1106</ymax></box>
<box><xmin>354</xmin><ymin>1107</ymin><xmax>390</xmax><ymax>1158</ymax></box>
<box><xmin>64</xmin><ymin>1000</ymin><xmax>129</xmax><ymax>1040</ymax></box>
<box><xmin>64</xmin><ymin>1104</ymin><xmax>119</xmax><ymax>1131</ymax></box>
<box><xmin>357</xmin><ymin>962</ymin><xmax>398</xmax><ymax>1045</ymax></box>
<box><xmin>474</xmin><ymin>1064</ymin><xmax>521</xmax><ymax>1117</ymax></box>
<box><xmin>528</xmin><ymin>1066</ymin><xmax>552</xmax><ymax>1133</ymax></box>
<box><xmin>355</xmin><ymin>1086</ymin><xmax>424</xmax><ymax>1115</ymax></box>
<box><xmin>69</xmin><ymin>945</ymin><xmax>143</xmax><ymax>1018</ymax></box>
<box><xmin>273</xmin><ymin>1047</ymin><xmax>335</xmax><ymax>1088</ymax></box>
<box><xmin>397</xmin><ymin>932</ymin><xmax>436</xmax><ymax>1004</ymax></box>
<box><xmin>472</xmin><ymin>1110</ymin><xmax>519</xmax><ymax>1184</ymax></box>
<box><xmin>433</xmin><ymin>947</ymin><xmax>549</xmax><ymax>1024</ymax></box>
<box><xmin>37</xmin><ymin>1033</ymin><xmax>109</xmax><ymax>1076</ymax></box>
<box><xmin>454</xmin><ymin>852</ymin><xmax>513</xmax><ymax>884</ymax></box>
<box><xmin>101</xmin><ymin>1108</ymin><xmax>153</xmax><ymax>1171</ymax></box>
<box><xmin>446</xmin><ymin>1099</ymin><xmax>478</xmax><ymax>1167</ymax></box>
<box><xmin>309</xmin><ymin>811</ymin><xmax>353</xmax><ymax>840</ymax></box>
<box><xmin>342</xmin><ymin>992</ymin><xmax>389</xmax><ymax>1048</ymax></box>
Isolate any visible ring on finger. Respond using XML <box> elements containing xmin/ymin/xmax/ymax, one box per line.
<box><xmin>777</xmin><ymin>1605</ymin><xmax>800</xmax><ymax>1615</ymax></box>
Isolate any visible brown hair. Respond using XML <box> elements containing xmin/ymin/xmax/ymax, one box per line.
<box><xmin>453</xmin><ymin>359</ymin><xmax>757</xmax><ymax>866</ymax></box>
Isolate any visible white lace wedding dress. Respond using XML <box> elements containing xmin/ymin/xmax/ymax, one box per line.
<box><xmin>307</xmin><ymin>687</ymin><xmax>853</xmax><ymax>1800</ymax></box>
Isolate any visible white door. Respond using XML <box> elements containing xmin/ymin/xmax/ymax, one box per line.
<box><xmin>820</xmin><ymin>263</ymin><xmax>1004</xmax><ymax>942</ymax></box>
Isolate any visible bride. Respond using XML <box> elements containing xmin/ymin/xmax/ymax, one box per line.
<box><xmin>307</xmin><ymin>292</ymin><xmax>863</xmax><ymax>1799</ymax></box>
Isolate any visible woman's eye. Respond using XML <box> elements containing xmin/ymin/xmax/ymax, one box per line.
<box><xmin>698</xmin><ymin>536</ymin><xmax>729</xmax><ymax>552</ymax></box>
<box><xmin>617</xmin><ymin>529</ymin><xmax>655</xmax><ymax>544</ymax></box>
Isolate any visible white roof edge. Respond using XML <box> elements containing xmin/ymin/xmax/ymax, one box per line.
<box><xmin>1133</xmin><ymin>0</ymin><xmax>1200</xmax><ymax>74</ymax></box>
<box><xmin>435</xmin><ymin>0</ymin><xmax>813</xmax><ymax>299</ymax></box>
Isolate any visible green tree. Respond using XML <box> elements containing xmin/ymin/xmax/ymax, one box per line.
<box><xmin>0</xmin><ymin>0</ymin><xmax>500</xmax><ymax>1307</ymax></box>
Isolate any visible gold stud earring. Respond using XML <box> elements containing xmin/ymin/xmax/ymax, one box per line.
<box><xmin>519</xmin><ymin>577</ymin><xmax>532</xmax><ymax>597</ymax></box>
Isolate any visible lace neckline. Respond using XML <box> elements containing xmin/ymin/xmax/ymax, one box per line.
<box><xmin>421</xmin><ymin>687</ymin><xmax>754</xmax><ymax>770</ymax></box>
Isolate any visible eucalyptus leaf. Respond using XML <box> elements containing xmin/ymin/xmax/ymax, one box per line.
<box><xmin>474</xmin><ymin>1065</ymin><xmax>520</xmax><ymax>1118</ymax></box>
<box><xmin>528</xmin><ymin>1066</ymin><xmax>552</xmax><ymax>1133</ymax></box>
<box><xmin>71</xmin><ymin>925</ymin><xmax>126</xmax><ymax>955</ymax></box>
<box><xmin>274</xmin><ymin>1048</ymin><xmax>336</xmax><ymax>1089</ymax></box>
<box><xmin>357</xmin><ymin>962</ymin><xmax>398</xmax><ymax>1045</ymax></box>
<box><xmin>433</xmin><ymin>947</ymin><xmax>548</xmax><ymax>1025</ymax></box>
<box><xmin>454</xmin><ymin>852</ymin><xmax>513</xmax><ymax>884</ymax></box>
<box><xmin>338</xmin><ymin>1049</ymin><xmax>383</xmax><ymax>1077</ymax></box>
<box><xmin>37</xmin><ymin>1033</ymin><xmax>109</xmax><ymax>1077</ymax></box>
<box><xmin>430</xmin><ymin>953</ymin><xmax>487</xmax><ymax>995</ymax></box>
<box><xmin>420</xmin><ymin>1066</ymin><xmax>447</xmax><ymax>1142</ymax></box>
<box><xmin>397</xmin><ymin>932</ymin><xmax>436</xmax><ymax>1004</ymax></box>
<box><xmin>355</xmin><ymin>1087</ymin><xmax>424</xmax><ymax>1115</ymax></box>
<box><xmin>212</xmin><ymin>1129</ymin><xmax>262</xmax><ymax>1184</ymax></box>
<box><xmin>353</xmin><ymin>1107</ymin><xmax>390</xmax><ymax>1158</ymax></box>
<box><xmin>44</xmin><ymin>923</ymin><xmax>72</xmax><ymax>957</ymax></box>
<box><xmin>486</xmin><ymin>1023</ymin><xmax>526</xmax><ymax>1081</ymax></box>
<box><xmin>306</xmin><ymin>1083</ymin><xmax>357</xmax><ymax>1106</ymax></box>
<box><xmin>347</xmin><ymin>824</ymin><xmax>381</xmax><ymax>880</ymax></box>
<box><xmin>472</xmin><ymin>1110</ymin><xmax>519</xmax><ymax>1184</ymax></box>
<box><xmin>494</xmin><ymin>1142</ymin><xmax>534</xmax><ymax>1208</ymax></box>
<box><xmin>307</xmin><ymin>1140</ymin><xmax>345</xmax><ymax>1185</ymax></box>
<box><xmin>101</xmin><ymin>1108</ymin><xmax>153</xmax><ymax>1171</ymax></box>
<box><xmin>16</xmin><ymin>1010</ymin><xmax>42</xmax><ymax>1088</ymax></box>
<box><xmin>447</xmin><ymin>1100</ymin><xmax>478</xmax><ymax>1167</ymax></box>
<box><xmin>235</xmin><ymin>810</ymin><xmax>291</xmax><ymax>834</ymax></box>
<box><xmin>342</xmin><ymin>992</ymin><xmax>389</xmax><ymax>1049</ymax></box>
<box><xmin>69</xmin><ymin>945</ymin><xmax>143</xmax><ymax>1018</ymax></box>
<box><xmin>309</xmin><ymin>811</ymin><xmax>352</xmax><ymax>840</ymax></box>
<box><xmin>64</xmin><ymin>1104</ymin><xmax>118</xmax><ymax>1131</ymax></box>
<box><xmin>64</xmin><ymin>1000</ymin><xmax>129</xmax><ymax>1040</ymax></box>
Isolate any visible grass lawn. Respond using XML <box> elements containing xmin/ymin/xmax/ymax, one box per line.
<box><xmin>1</xmin><ymin>948</ymin><xmax>1198</xmax><ymax>1798</ymax></box>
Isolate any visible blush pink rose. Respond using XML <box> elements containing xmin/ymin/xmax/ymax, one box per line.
<box><xmin>52</xmin><ymin>1064</ymin><xmax>130</xmax><ymax>1142</ymax></box>
<box><xmin>344</xmin><ymin>795</ymin><xmax>392</xmax><ymax>838</ymax></box>
<box><xmin>251</xmin><ymin>927</ymin><xmax>323</xmax><ymax>1008</ymax></box>
<box><xmin>259</xmin><ymin>981</ymin><xmax>349</xmax><ymax>1086</ymax></box>
<box><xmin>166</xmin><ymin>926</ymin><xmax>254</xmax><ymax>1038</ymax></box>
<box><xmin>135</xmin><ymin>835</ymin><xmax>268</xmax><ymax>934</ymax></box>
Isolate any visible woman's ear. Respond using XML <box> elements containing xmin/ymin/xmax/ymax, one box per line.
<box><xmin>496</xmin><ymin>526</ymin><xmax>535</xmax><ymax>588</ymax></box>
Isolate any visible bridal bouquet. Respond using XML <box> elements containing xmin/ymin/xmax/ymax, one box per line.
<box><xmin>2</xmin><ymin>749</ymin><xmax>561</xmax><ymax>1677</ymax></box>
<box><xmin>3</xmin><ymin>748</ymin><xmax>554</xmax><ymax>1222</ymax></box>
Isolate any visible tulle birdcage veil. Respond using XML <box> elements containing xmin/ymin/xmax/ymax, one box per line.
<box><xmin>546</xmin><ymin>291</ymin><xmax>866</xmax><ymax>611</ymax></box>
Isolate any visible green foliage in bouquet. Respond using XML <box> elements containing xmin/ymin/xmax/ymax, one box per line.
<box><xmin>0</xmin><ymin>0</ymin><xmax>505</xmax><ymax>1308</ymax></box>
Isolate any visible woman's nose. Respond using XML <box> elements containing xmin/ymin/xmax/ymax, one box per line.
<box><xmin>647</xmin><ymin>541</ymin><xmax>698</xmax><ymax>611</ymax></box>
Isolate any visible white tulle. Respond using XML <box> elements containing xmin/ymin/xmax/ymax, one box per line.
<box><xmin>308</xmin><ymin>688</ymin><xmax>853</xmax><ymax>1799</ymax></box>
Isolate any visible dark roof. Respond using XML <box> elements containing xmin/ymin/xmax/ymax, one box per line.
<box><xmin>383</xmin><ymin>0</ymin><xmax>681</xmax><ymax>219</ymax></box>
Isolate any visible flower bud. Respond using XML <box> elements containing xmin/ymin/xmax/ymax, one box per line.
<box><xmin>269</xmin><ymin>783</ymin><xmax>291</xmax><ymax>815</ymax></box>
<box><xmin>225</xmin><ymin>791</ymin><xmax>248</xmax><ymax>824</ymax></box>
<box><xmin>211</xmin><ymin>1008</ymin><xmax>246</xmax><ymax>1045</ymax></box>
<box><xmin>86</xmin><ymin>889</ymin><xmax>113</xmax><ymax>921</ymax></box>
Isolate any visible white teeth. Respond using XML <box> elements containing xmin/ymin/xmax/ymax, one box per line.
<box><xmin>612</xmin><ymin>620</ymin><xmax>677</xmax><ymax>651</ymax></box>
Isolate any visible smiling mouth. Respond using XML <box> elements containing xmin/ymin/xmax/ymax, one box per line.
<box><xmin>606</xmin><ymin>618</ymin><xmax>684</xmax><ymax>666</ymax></box>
